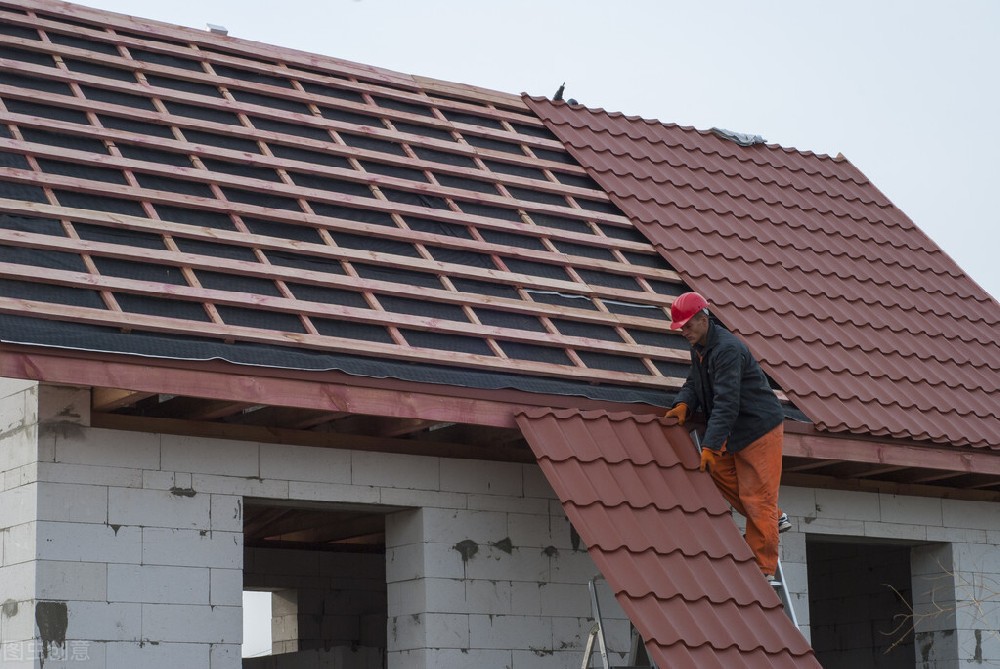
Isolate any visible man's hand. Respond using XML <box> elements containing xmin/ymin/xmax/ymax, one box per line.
<box><xmin>699</xmin><ymin>447</ymin><xmax>721</xmax><ymax>473</ymax></box>
<box><xmin>664</xmin><ymin>403</ymin><xmax>688</xmax><ymax>426</ymax></box>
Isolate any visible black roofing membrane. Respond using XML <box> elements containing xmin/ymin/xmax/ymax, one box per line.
<box><xmin>0</xmin><ymin>314</ymin><xmax>674</xmax><ymax>406</ymax></box>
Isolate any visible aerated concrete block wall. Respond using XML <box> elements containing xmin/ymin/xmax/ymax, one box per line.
<box><xmin>0</xmin><ymin>380</ymin><xmax>629</xmax><ymax>669</ymax></box>
<box><xmin>778</xmin><ymin>484</ymin><xmax>1000</xmax><ymax>668</ymax></box>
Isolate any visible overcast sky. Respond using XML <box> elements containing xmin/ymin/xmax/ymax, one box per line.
<box><xmin>67</xmin><ymin>0</ymin><xmax>999</xmax><ymax>656</ymax></box>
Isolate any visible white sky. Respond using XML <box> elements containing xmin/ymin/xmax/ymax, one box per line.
<box><xmin>63</xmin><ymin>0</ymin><xmax>999</xmax><ymax>657</ymax></box>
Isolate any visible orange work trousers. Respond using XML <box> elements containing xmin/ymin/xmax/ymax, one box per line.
<box><xmin>709</xmin><ymin>424</ymin><xmax>783</xmax><ymax>576</ymax></box>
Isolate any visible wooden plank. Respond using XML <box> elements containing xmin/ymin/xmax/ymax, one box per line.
<box><xmin>784</xmin><ymin>428</ymin><xmax>1000</xmax><ymax>476</ymax></box>
<box><xmin>0</xmin><ymin>133</ymin><xmax>669</xmax><ymax>280</ymax></box>
<box><xmin>0</xmin><ymin>348</ymin><xmax>660</xmax><ymax>429</ymax></box>
<box><xmin>782</xmin><ymin>472</ymin><xmax>1000</xmax><ymax>503</ymax></box>
<box><xmin>0</xmin><ymin>256</ymin><xmax>687</xmax><ymax>365</ymax></box>
<box><xmin>0</xmin><ymin>55</ymin><xmax>568</xmax><ymax>174</ymax></box>
<box><xmin>0</xmin><ymin>295</ymin><xmax>683</xmax><ymax>390</ymax></box>
<box><xmin>91</xmin><ymin>387</ymin><xmax>156</xmax><ymax>411</ymax></box>
<box><xmin>91</xmin><ymin>412</ymin><xmax>536</xmax><ymax>463</ymax></box>
<box><xmin>0</xmin><ymin>200</ymin><xmax>681</xmax><ymax>321</ymax></box>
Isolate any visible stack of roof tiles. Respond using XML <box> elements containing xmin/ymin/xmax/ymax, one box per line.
<box><xmin>526</xmin><ymin>97</ymin><xmax>1000</xmax><ymax>450</ymax></box>
<box><xmin>517</xmin><ymin>408</ymin><xmax>819</xmax><ymax>668</ymax></box>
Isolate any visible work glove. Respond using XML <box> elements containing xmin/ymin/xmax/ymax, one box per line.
<box><xmin>699</xmin><ymin>447</ymin><xmax>721</xmax><ymax>473</ymax></box>
<box><xmin>664</xmin><ymin>403</ymin><xmax>688</xmax><ymax>426</ymax></box>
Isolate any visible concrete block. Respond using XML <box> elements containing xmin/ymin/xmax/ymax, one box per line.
<box><xmin>549</xmin><ymin>549</ymin><xmax>600</xmax><ymax>585</ymax></box>
<box><xmin>863</xmin><ymin>520</ymin><xmax>928</xmax><ymax>541</ymax></box>
<box><xmin>37</xmin><ymin>560</ymin><xmax>107</xmax><ymax>601</ymax></box>
<box><xmin>879</xmin><ymin>493</ymin><xmax>943</xmax><ymax>526</ymax></box>
<box><xmin>0</xmin><ymin>387</ymin><xmax>29</xmax><ymax>434</ymax></box>
<box><xmin>287</xmin><ymin>480</ymin><xmax>379</xmax><ymax>504</ymax></box>
<box><xmin>385</xmin><ymin>542</ymin><xmax>465</xmax><ymax>582</ymax></box>
<box><xmin>191</xmin><ymin>474</ymin><xmax>289</xmax><ymax>499</ymax></box>
<box><xmin>141</xmin><ymin>470</ymin><xmax>176</xmax><ymax>491</ymax></box>
<box><xmin>141</xmin><ymin>603</ymin><xmax>242</xmax><ymax>644</ymax></box>
<box><xmin>942</xmin><ymin>499</ymin><xmax>1000</xmax><ymax>531</ymax></box>
<box><xmin>0</xmin><ymin>378</ymin><xmax>37</xmax><ymax>399</ymax></box>
<box><xmin>550</xmin><ymin>615</ymin><xmax>592</xmax><ymax>652</ymax></box>
<box><xmin>209</xmin><ymin>642</ymin><xmax>242</xmax><ymax>669</ymax></box>
<box><xmin>464</xmin><ymin>543</ymin><xmax>550</xmax><ymax>583</ymax></box>
<box><xmin>777</xmin><ymin>485</ymin><xmax>816</xmax><ymax>516</ymax></box>
<box><xmin>210</xmin><ymin>495</ymin><xmax>243</xmax><ymax>533</ymax></box>
<box><xmin>388</xmin><ymin>648</ymin><xmax>512</xmax><ymax>669</ymax></box>
<box><xmin>259</xmin><ymin>443</ymin><xmax>351</xmax><ymax>484</ymax></box>
<box><xmin>512</xmin><ymin>647</ymin><xmax>587</xmax><ymax>669</ymax></box>
<box><xmin>388</xmin><ymin>578</ymin><xmax>464</xmax><ymax>616</ymax></box>
<box><xmin>38</xmin><ymin>385</ymin><xmax>90</xmax><ymax>427</ymax></box>
<box><xmin>465</xmin><ymin>579</ymin><xmax>512</xmax><ymax>615</ymax></box>
<box><xmin>0</xmin><ymin>561</ymin><xmax>34</xmax><ymax>600</ymax></box>
<box><xmin>161</xmin><ymin>434</ymin><xmax>258</xmax><ymax>477</ymax></box>
<box><xmin>55</xmin><ymin>428</ymin><xmax>160</xmax><ymax>470</ymax></box>
<box><xmin>0</xmin><ymin>484</ymin><xmax>37</xmax><ymax>530</ymax></box>
<box><xmin>510</xmin><ymin>581</ymin><xmax>542</xmax><ymax>616</ymax></box>
<box><xmin>352</xmin><ymin>451</ymin><xmax>438</xmax><ymax>491</ymax></box>
<box><xmin>538</xmin><ymin>582</ymin><xmax>590</xmax><ymax>617</ymax></box>
<box><xmin>37</xmin><ymin>482</ymin><xmax>108</xmax><ymax>524</ymax></box>
<box><xmin>2</xmin><ymin>522</ymin><xmax>35</xmax><ymax>567</ymax></box>
<box><xmin>798</xmin><ymin>516</ymin><xmax>866</xmax><ymax>537</ymax></box>
<box><xmin>778</xmin><ymin>530</ymin><xmax>807</xmax><ymax>563</ymax></box>
<box><xmin>419</xmin><ymin>507</ymin><xmax>507</xmax><ymax>545</ymax></box>
<box><xmin>108</xmin><ymin>487</ymin><xmax>211</xmax><ymax>530</ymax></box>
<box><xmin>106</xmin><ymin>641</ymin><xmax>210</xmax><ymax>669</ymax></box>
<box><xmin>523</xmin><ymin>465</ymin><xmax>558</xmax><ymax>500</ymax></box>
<box><xmin>385</xmin><ymin>509</ymin><xmax>423</xmax><ymax>547</ymax></box>
<box><xmin>440</xmin><ymin>458</ymin><xmax>522</xmax><ymax>496</ymax></box>
<box><xmin>466</xmin><ymin>493</ymin><xmax>548</xmax><ymax>515</ymax></box>
<box><xmin>0</xmin><ymin>424</ymin><xmax>39</xmax><ymax>473</ymax></box>
<box><xmin>813</xmin><ymin>488</ymin><xmax>880</xmax><ymax>521</ymax></box>
<box><xmin>390</xmin><ymin>612</ymin><xmax>468</xmax><ymax>649</ymax></box>
<box><xmin>36</xmin><ymin>461</ymin><xmax>142</xmax><ymax>488</ymax></box>
<box><xmin>36</xmin><ymin>521</ymin><xmax>142</xmax><ymax>564</ymax></box>
<box><xmin>509</xmin><ymin>512</ymin><xmax>559</xmax><ymax>549</ymax></box>
<box><xmin>107</xmin><ymin>564</ymin><xmax>209</xmax><ymax>604</ymax></box>
<box><xmin>65</xmin><ymin>601</ymin><xmax>142</xmax><ymax>641</ymax></box>
<box><xmin>141</xmin><ymin>527</ymin><xmax>242</xmax><ymax>569</ymax></box>
<box><xmin>469</xmin><ymin>613</ymin><xmax>551</xmax><ymax>650</ymax></box>
<box><xmin>378</xmin><ymin>486</ymin><xmax>467</xmax><ymax>510</ymax></box>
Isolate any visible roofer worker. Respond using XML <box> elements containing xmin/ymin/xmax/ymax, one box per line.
<box><xmin>664</xmin><ymin>292</ymin><xmax>789</xmax><ymax>580</ymax></box>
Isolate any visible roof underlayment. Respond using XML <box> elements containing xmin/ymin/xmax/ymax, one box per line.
<box><xmin>524</xmin><ymin>96</ymin><xmax>1000</xmax><ymax>451</ymax></box>
<box><xmin>0</xmin><ymin>0</ymin><xmax>713</xmax><ymax>408</ymax></box>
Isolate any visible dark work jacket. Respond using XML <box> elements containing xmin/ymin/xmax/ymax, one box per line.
<box><xmin>672</xmin><ymin>321</ymin><xmax>784</xmax><ymax>453</ymax></box>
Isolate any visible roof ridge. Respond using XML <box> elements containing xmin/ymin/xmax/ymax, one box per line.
<box><xmin>538</xmin><ymin>108</ymin><xmax>867</xmax><ymax>185</ymax></box>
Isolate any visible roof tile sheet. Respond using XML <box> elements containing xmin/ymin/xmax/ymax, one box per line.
<box><xmin>525</xmin><ymin>98</ymin><xmax>1000</xmax><ymax>450</ymax></box>
<box><xmin>516</xmin><ymin>408</ymin><xmax>818</xmax><ymax>668</ymax></box>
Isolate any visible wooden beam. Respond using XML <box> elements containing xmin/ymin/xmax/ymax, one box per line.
<box><xmin>783</xmin><ymin>428</ymin><xmax>1000</xmax><ymax>476</ymax></box>
<box><xmin>91</xmin><ymin>412</ymin><xmax>536</xmax><ymax>463</ymax></box>
<box><xmin>91</xmin><ymin>387</ymin><xmax>156</xmax><ymax>412</ymax></box>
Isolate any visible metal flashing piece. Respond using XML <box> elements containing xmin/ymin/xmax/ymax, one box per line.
<box><xmin>710</xmin><ymin>127</ymin><xmax>766</xmax><ymax>146</ymax></box>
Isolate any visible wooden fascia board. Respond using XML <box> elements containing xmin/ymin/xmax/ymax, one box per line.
<box><xmin>783</xmin><ymin>424</ymin><xmax>1000</xmax><ymax>476</ymax></box>
<box><xmin>4</xmin><ymin>346</ymin><xmax>998</xmax><ymax>475</ymax></box>
<box><xmin>0</xmin><ymin>347</ymin><xmax>654</xmax><ymax>428</ymax></box>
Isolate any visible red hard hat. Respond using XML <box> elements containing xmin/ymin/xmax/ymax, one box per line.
<box><xmin>669</xmin><ymin>292</ymin><xmax>709</xmax><ymax>330</ymax></box>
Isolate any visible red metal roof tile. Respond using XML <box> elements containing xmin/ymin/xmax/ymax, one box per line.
<box><xmin>525</xmin><ymin>97</ymin><xmax>1000</xmax><ymax>451</ymax></box>
<box><xmin>517</xmin><ymin>407</ymin><xmax>819</xmax><ymax>667</ymax></box>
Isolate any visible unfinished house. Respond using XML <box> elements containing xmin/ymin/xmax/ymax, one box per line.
<box><xmin>1</xmin><ymin>1</ymin><xmax>999</xmax><ymax>668</ymax></box>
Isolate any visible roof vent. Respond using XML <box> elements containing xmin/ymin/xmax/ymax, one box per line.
<box><xmin>711</xmin><ymin>127</ymin><xmax>766</xmax><ymax>146</ymax></box>
<box><xmin>206</xmin><ymin>23</ymin><xmax>229</xmax><ymax>36</ymax></box>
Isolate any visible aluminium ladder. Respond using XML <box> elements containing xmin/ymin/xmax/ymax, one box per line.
<box><xmin>581</xmin><ymin>574</ymin><xmax>654</xmax><ymax>669</ymax></box>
